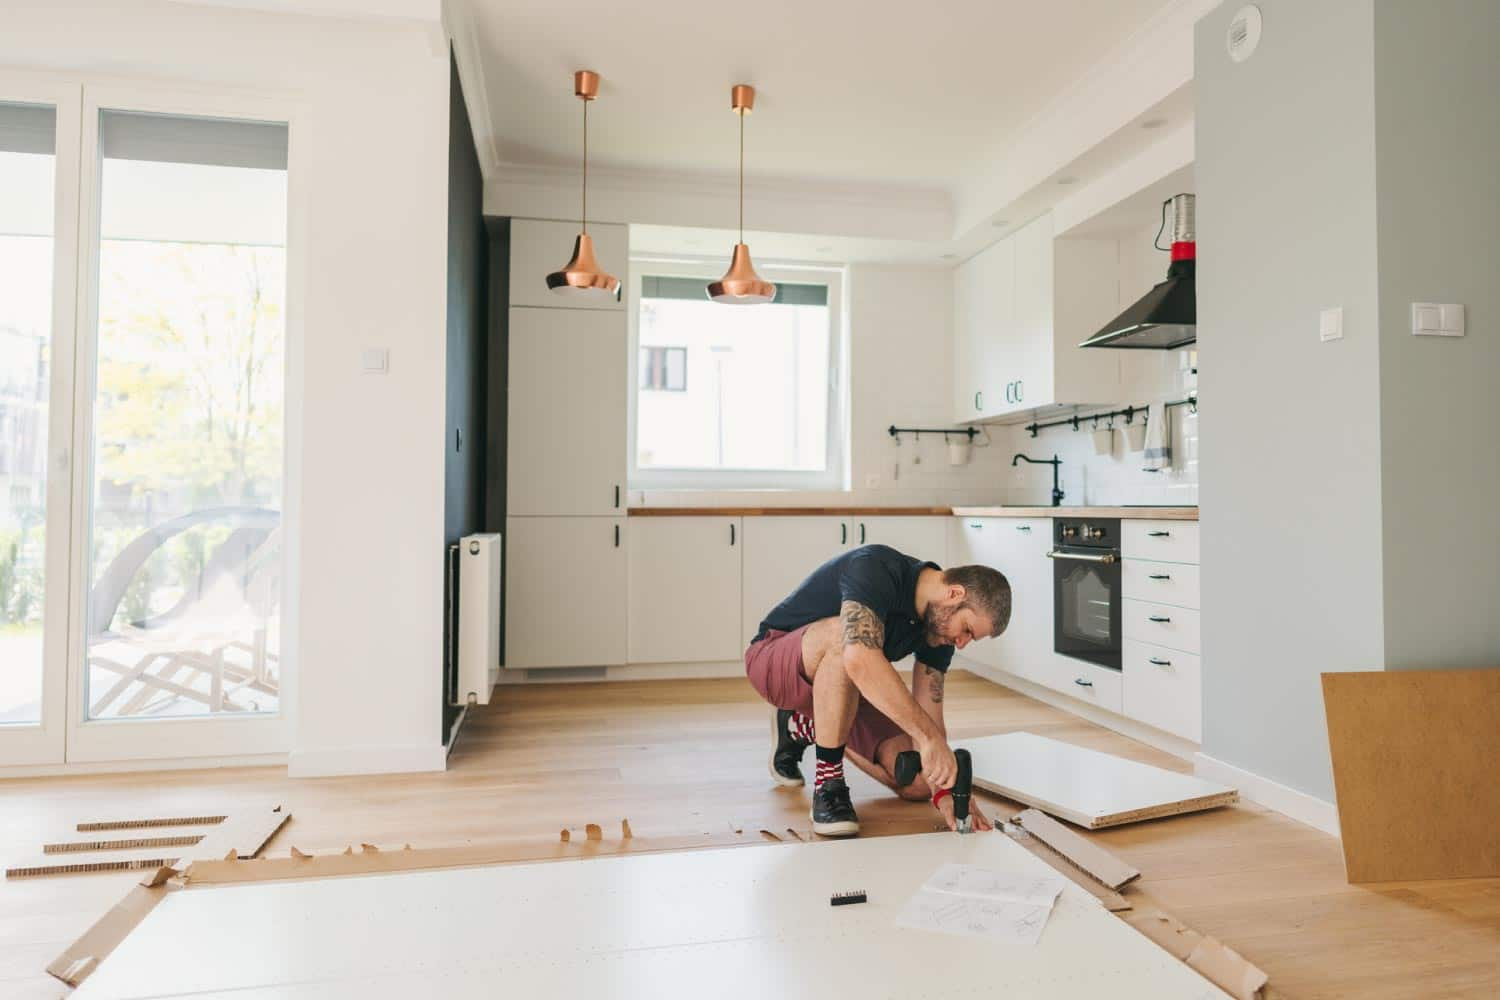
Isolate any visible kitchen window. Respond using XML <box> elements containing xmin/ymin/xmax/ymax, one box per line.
<box><xmin>628</xmin><ymin>264</ymin><xmax>844</xmax><ymax>490</ymax></box>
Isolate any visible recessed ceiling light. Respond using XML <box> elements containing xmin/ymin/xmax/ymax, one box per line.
<box><xmin>990</xmin><ymin>218</ymin><xmax>1009</xmax><ymax>228</ymax></box>
<box><xmin>1056</xmin><ymin>176</ymin><xmax>1079</xmax><ymax>186</ymax></box>
<box><xmin>1141</xmin><ymin>117</ymin><xmax>1168</xmax><ymax>130</ymax></box>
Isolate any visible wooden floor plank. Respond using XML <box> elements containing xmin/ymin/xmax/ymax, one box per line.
<box><xmin>1</xmin><ymin>671</ymin><xmax>1497</xmax><ymax>998</ymax></box>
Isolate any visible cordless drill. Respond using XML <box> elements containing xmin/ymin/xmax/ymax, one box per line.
<box><xmin>894</xmin><ymin>747</ymin><xmax>973</xmax><ymax>834</ymax></box>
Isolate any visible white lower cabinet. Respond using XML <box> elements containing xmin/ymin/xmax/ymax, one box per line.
<box><xmin>1046</xmin><ymin>658</ymin><xmax>1124</xmax><ymax>715</ymax></box>
<box><xmin>1122</xmin><ymin>598</ymin><xmax>1201</xmax><ymax>654</ymax></box>
<box><xmin>505</xmin><ymin>516</ymin><xmax>627</xmax><ymax>670</ymax></box>
<box><xmin>855</xmin><ymin>516</ymin><xmax>948</xmax><ymax>563</ymax></box>
<box><xmin>1123</xmin><ymin>640</ymin><xmax>1201</xmax><ymax>742</ymax></box>
<box><xmin>627</xmin><ymin>517</ymin><xmax>742</xmax><ymax>663</ymax></box>
<box><xmin>740</xmin><ymin>517</ymin><xmax>850</xmax><ymax>643</ymax></box>
<box><xmin>947</xmin><ymin>517</ymin><xmax>1051</xmax><ymax>676</ymax></box>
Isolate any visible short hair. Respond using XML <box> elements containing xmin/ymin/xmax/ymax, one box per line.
<box><xmin>943</xmin><ymin>564</ymin><xmax>1012</xmax><ymax>636</ymax></box>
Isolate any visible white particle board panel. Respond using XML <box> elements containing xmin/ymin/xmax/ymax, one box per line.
<box><xmin>74</xmin><ymin>833</ymin><xmax>1229</xmax><ymax>1000</ymax></box>
<box><xmin>968</xmin><ymin>731</ymin><xmax>1237</xmax><ymax>829</ymax></box>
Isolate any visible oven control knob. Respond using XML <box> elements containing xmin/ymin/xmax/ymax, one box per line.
<box><xmin>1084</xmin><ymin>525</ymin><xmax>1104</xmax><ymax>540</ymax></box>
<box><xmin>1061</xmin><ymin>526</ymin><xmax>1078</xmax><ymax>539</ymax></box>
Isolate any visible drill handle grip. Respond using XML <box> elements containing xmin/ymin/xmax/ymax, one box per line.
<box><xmin>953</xmin><ymin>748</ymin><xmax>972</xmax><ymax>823</ymax></box>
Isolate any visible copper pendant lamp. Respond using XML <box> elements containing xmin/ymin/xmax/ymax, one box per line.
<box><xmin>546</xmin><ymin>70</ymin><xmax>621</xmax><ymax>302</ymax></box>
<box><xmin>707</xmin><ymin>84</ymin><xmax>776</xmax><ymax>304</ymax></box>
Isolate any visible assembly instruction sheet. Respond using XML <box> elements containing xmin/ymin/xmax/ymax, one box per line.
<box><xmin>895</xmin><ymin>862</ymin><xmax>1067</xmax><ymax>945</ymax></box>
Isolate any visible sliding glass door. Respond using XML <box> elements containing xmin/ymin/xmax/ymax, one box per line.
<box><xmin>0</xmin><ymin>77</ymin><xmax>293</xmax><ymax>767</ymax></box>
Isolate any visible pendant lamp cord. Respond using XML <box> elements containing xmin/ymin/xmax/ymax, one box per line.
<box><xmin>581</xmin><ymin>97</ymin><xmax>589</xmax><ymax>235</ymax></box>
<box><xmin>738</xmin><ymin>109</ymin><xmax>745</xmax><ymax>243</ymax></box>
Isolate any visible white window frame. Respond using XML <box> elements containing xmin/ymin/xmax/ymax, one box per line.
<box><xmin>627</xmin><ymin>257</ymin><xmax>847</xmax><ymax>492</ymax></box>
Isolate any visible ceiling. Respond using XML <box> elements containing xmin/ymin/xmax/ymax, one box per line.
<box><xmin>464</xmin><ymin>0</ymin><xmax>1173</xmax><ymax>195</ymax></box>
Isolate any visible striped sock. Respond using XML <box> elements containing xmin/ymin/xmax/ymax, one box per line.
<box><xmin>814</xmin><ymin>744</ymin><xmax>845</xmax><ymax>789</ymax></box>
<box><xmin>788</xmin><ymin>711</ymin><xmax>816</xmax><ymax>744</ymax></box>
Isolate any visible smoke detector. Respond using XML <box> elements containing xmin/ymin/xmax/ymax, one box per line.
<box><xmin>1227</xmin><ymin>5</ymin><xmax>1263</xmax><ymax>63</ymax></box>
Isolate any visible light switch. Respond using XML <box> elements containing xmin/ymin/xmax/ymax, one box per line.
<box><xmin>1412</xmin><ymin>303</ymin><xmax>1465</xmax><ymax>337</ymax></box>
<box><xmin>1319</xmin><ymin>307</ymin><xmax>1344</xmax><ymax>342</ymax></box>
<box><xmin>361</xmin><ymin>348</ymin><xmax>389</xmax><ymax>373</ymax></box>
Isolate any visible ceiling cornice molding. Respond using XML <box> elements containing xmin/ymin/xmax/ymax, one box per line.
<box><xmin>442</xmin><ymin>0</ymin><xmax>502</xmax><ymax>176</ymax></box>
<box><xmin>952</xmin><ymin>0</ymin><xmax>1219</xmax><ymax>237</ymax></box>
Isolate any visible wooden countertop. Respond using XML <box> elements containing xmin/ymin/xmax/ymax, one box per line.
<box><xmin>627</xmin><ymin>506</ymin><xmax>1198</xmax><ymax>519</ymax></box>
<box><xmin>952</xmin><ymin>506</ymin><xmax>1199</xmax><ymax>520</ymax></box>
<box><xmin>627</xmin><ymin>506</ymin><xmax>954</xmax><ymax>517</ymax></box>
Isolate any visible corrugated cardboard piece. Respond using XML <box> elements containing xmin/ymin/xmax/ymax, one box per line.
<box><xmin>1323</xmin><ymin>669</ymin><xmax>1500</xmax><ymax>882</ymax></box>
<box><xmin>1013</xmin><ymin>808</ymin><xmax>1142</xmax><ymax>890</ymax></box>
<box><xmin>8</xmin><ymin>806</ymin><xmax>288</xmax><ymax>879</ymax></box>
<box><xmin>46</xmin><ymin>871</ymin><xmax>179</xmax><ymax>987</ymax></box>
<box><xmin>1123</xmin><ymin>908</ymin><xmax>1269</xmax><ymax>1000</ymax></box>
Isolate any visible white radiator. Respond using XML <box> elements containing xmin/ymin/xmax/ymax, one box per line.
<box><xmin>457</xmin><ymin>532</ymin><xmax>502</xmax><ymax>705</ymax></box>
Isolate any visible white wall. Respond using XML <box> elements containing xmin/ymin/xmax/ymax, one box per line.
<box><xmin>1195</xmin><ymin>0</ymin><xmax>1385</xmax><ymax>804</ymax></box>
<box><xmin>3</xmin><ymin>0</ymin><xmax>452</xmax><ymax>774</ymax></box>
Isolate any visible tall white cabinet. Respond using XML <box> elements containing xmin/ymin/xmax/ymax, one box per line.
<box><xmin>505</xmin><ymin>218</ymin><xmax>630</xmax><ymax>670</ymax></box>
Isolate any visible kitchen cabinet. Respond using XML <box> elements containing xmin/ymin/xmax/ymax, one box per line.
<box><xmin>628</xmin><ymin>517</ymin><xmax>743</xmax><ymax>663</ymax></box>
<box><xmin>854</xmin><ymin>516</ymin><xmax>948</xmax><ymax>563</ymax></box>
<box><xmin>1122</xmin><ymin>598</ymin><xmax>1201</xmax><ymax>655</ymax></box>
<box><xmin>1123</xmin><ymin>640</ymin><xmax>1201</xmax><ymax>742</ymax></box>
<box><xmin>1122</xmin><ymin>520</ymin><xmax>1200</xmax><ymax>563</ymax></box>
<box><xmin>508</xmin><ymin>218</ymin><xmax>628</xmax><ymax>311</ymax></box>
<box><xmin>948</xmin><ymin>517</ymin><xmax>1051</xmax><ymax>679</ymax></box>
<box><xmin>951</xmin><ymin>213</ymin><xmax>1122</xmax><ymax>423</ymax></box>
<box><xmin>740</xmin><ymin>516</ymin><xmax>850</xmax><ymax>641</ymax></box>
<box><xmin>505</xmin><ymin>516</ymin><xmax>627</xmax><ymax>669</ymax></box>
<box><xmin>1120</xmin><ymin>518</ymin><xmax>1203</xmax><ymax>742</ymax></box>
<box><xmin>506</xmin><ymin>307</ymin><xmax>627</xmax><ymax>516</ymax></box>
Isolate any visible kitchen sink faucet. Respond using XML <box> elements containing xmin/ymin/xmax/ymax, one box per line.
<box><xmin>1012</xmin><ymin>453</ymin><xmax>1064</xmax><ymax>507</ymax></box>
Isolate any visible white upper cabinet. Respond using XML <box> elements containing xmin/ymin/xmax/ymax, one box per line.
<box><xmin>952</xmin><ymin>212</ymin><xmax>1124</xmax><ymax>423</ymax></box>
<box><xmin>628</xmin><ymin>517</ymin><xmax>743</xmax><ymax>664</ymax></box>
<box><xmin>507</xmin><ymin>307</ymin><xmax>627</xmax><ymax>516</ymax></box>
<box><xmin>508</xmin><ymin>218</ymin><xmax>629</xmax><ymax>311</ymax></box>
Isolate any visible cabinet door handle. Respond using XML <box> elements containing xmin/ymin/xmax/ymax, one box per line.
<box><xmin>1148</xmin><ymin>573</ymin><xmax>1172</xmax><ymax>580</ymax></box>
<box><xmin>1148</xmin><ymin>615</ymin><xmax>1172</xmax><ymax>623</ymax></box>
<box><xmin>1016</xmin><ymin>525</ymin><xmax>1031</xmax><ymax>532</ymax></box>
<box><xmin>730</xmin><ymin>522</ymin><xmax>735</xmax><ymax>546</ymax></box>
<box><xmin>974</xmin><ymin>391</ymin><xmax>983</xmax><ymax>411</ymax></box>
<box><xmin>1149</xmin><ymin>657</ymin><xmax>1172</xmax><ymax>667</ymax></box>
<box><xmin>1015</xmin><ymin>379</ymin><xmax>1023</xmax><ymax>403</ymax></box>
<box><xmin>968</xmin><ymin>522</ymin><xmax>984</xmax><ymax>529</ymax></box>
<box><xmin>1073</xmin><ymin>678</ymin><xmax>1093</xmax><ymax>688</ymax></box>
<box><xmin>614</xmin><ymin>524</ymin><xmax>620</xmax><ymax>547</ymax></box>
<box><xmin>1147</xmin><ymin>530</ymin><xmax>1171</xmax><ymax>538</ymax></box>
<box><xmin>1005</xmin><ymin>382</ymin><xmax>1014</xmax><ymax>404</ymax></box>
<box><xmin>859</xmin><ymin>522</ymin><xmax>866</xmax><ymax>544</ymax></box>
<box><xmin>841</xmin><ymin>522</ymin><xmax>847</xmax><ymax>545</ymax></box>
<box><xmin>614</xmin><ymin>485</ymin><xmax>620</xmax><ymax>509</ymax></box>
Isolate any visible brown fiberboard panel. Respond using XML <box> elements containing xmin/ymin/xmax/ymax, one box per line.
<box><xmin>1323</xmin><ymin>669</ymin><xmax>1500</xmax><ymax>882</ymax></box>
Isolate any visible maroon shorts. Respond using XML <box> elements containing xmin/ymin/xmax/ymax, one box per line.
<box><xmin>744</xmin><ymin>625</ymin><xmax>905</xmax><ymax>764</ymax></box>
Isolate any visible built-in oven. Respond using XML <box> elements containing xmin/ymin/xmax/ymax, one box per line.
<box><xmin>1049</xmin><ymin>518</ymin><xmax>1121</xmax><ymax>670</ymax></box>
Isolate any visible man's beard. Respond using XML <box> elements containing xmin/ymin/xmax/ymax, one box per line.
<box><xmin>923</xmin><ymin>602</ymin><xmax>958</xmax><ymax>644</ymax></box>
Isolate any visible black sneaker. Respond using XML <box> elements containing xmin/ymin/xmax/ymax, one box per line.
<box><xmin>810</xmin><ymin>778</ymin><xmax>860</xmax><ymax>837</ymax></box>
<box><xmin>769</xmin><ymin>709</ymin><xmax>811</xmax><ymax>786</ymax></box>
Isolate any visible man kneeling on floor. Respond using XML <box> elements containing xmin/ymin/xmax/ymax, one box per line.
<box><xmin>745</xmin><ymin>543</ymin><xmax>1011</xmax><ymax>837</ymax></box>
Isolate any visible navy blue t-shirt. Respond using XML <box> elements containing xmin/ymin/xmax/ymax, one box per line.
<box><xmin>754</xmin><ymin>544</ymin><xmax>955</xmax><ymax>672</ymax></box>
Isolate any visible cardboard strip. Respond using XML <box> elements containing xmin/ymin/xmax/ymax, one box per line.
<box><xmin>46</xmin><ymin>872</ymin><xmax>179</xmax><ymax>987</ymax></box>
<box><xmin>183</xmin><ymin>830</ymin><xmax>771</xmax><ymax>886</ymax></box>
<box><xmin>7</xmin><ymin>854</ymin><xmax>181</xmax><ymax>878</ymax></box>
<box><xmin>1002</xmin><ymin>822</ymin><xmax>1131</xmax><ymax>912</ymax></box>
<box><xmin>9</xmin><ymin>806</ymin><xmax>288</xmax><ymax>879</ymax></box>
<box><xmin>1123</xmin><ymin>908</ymin><xmax>1269</xmax><ymax>1000</ymax></box>
<box><xmin>1013</xmin><ymin>808</ymin><xmax>1141</xmax><ymax>890</ymax></box>
<box><xmin>77</xmin><ymin>814</ymin><xmax>227</xmax><ymax>832</ymax></box>
<box><xmin>44</xmin><ymin>834</ymin><xmax>204</xmax><ymax>855</ymax></box>
<box><xmin>181</xmin><ymin>806</ymin><xmax>289</xmax><ymax>863</ymax></box>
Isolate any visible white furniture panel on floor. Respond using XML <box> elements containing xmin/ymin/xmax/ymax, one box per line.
<box><xmin>504</xmin><ymin>516</ymin><xmax>626</xmax><ymax>669</ymax></box>
<box><xmin>628</xmin><ymin>516</ymin><xmax>742</xmax><ymax>663</ymax></box>
<box><xmin>967</xmin><ymin>731</ymin><xmax>1236</xmax><ymax>828</ymax></box>
<box><xmin>73</xmin><ymin>834</ymin><xmax>1230</xmax><ymax>1000</ymax></box>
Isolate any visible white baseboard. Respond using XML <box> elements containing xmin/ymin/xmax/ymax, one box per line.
<box><xmin>958</xmin><ymin>659</ymin><xmax>1201</xmax><ymax>762</ymax></box>
<box><xmin>496</xmin><ymin>660</ymin><xmax>745</xmax><ymax>684</ymax></box>
<box><xmin>287</xmin><ymin>743</ymin><xmax>448</xmax><ymax>778</ymax></box>
<box><xmin>0</xmin><ymin>752</ymin><xmax>287</xmax><ymax>779</ymax></box>
<box><xmin>1194</xmin><ymin>753</ymin><xmax>1341</xmax><ymax>837</ymax></box>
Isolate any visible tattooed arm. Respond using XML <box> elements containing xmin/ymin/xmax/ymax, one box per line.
<box><xmin>839</xmin><ymin>601</ymin><xmax>953</xmax><ymax>785</ymax></box>
<box><xmin>912</xmin><ymin>663</ymin><xmax>947</xmax><ymax>737</ymax></box>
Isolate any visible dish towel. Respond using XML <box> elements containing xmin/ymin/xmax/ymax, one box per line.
<box><xmin>1143</xmin><ymin>401</ymin><xmax>1172</xmax><ymax>472</ymax></box>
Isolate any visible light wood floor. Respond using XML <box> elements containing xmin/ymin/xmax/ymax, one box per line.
<box><xmin>3</xmin><ymin>672</ymin><xmax>1498</xmax><ymax>998</ymax></box>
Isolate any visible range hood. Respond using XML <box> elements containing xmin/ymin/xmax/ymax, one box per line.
<box><xmin>1080</xmin><ymin>193</ymin><xmax>1196</xmax><ymax>350</ymax></box>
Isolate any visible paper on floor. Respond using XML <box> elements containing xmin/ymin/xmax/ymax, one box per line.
<box><xmin>895</xmin><ymin>863</ymin><xmax>1066</xmax><ymax>945</ymax></box>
